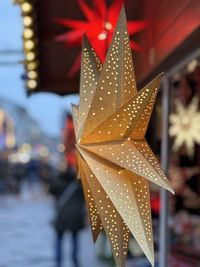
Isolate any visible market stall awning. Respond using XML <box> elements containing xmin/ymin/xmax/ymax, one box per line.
<box><xmin>134</xmin><ymin>0</ymin><xmax>200</xmax><ymax>87</ymax></box>
<box><xmin>16</xmin><ymin>0</ymin><xmax>200</xmax><ymax>95</ymax></box>
<box><xmin>16</xmin><ymin>0</ymin><xmax>143</xmax><ymax>95</ymax></box>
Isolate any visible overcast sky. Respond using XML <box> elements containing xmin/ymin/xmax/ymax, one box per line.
<box><xmin>0</xmin><ymin>0</ymin><xmax>79</xmax><ymax>137</ymax></box>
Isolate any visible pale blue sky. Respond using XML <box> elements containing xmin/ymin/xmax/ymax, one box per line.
<box><xmin>0</xmin><ymin>0</ymin><xmax>79</xmax><ymax>137</ymax></box>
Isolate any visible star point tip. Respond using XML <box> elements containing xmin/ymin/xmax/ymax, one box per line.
<box><xmin>119</xmin><ymin>4</ymin><xmax>126</xmax><ymax>14</ymax></box>
<box><xmin>165</xmin><ymin>184</ymin><xmax>175</xmax><ymax>195</ymax></box>
<box><xmin>114</xmin><ymin>5</ymin><xmax>127</xmax><ymax>29</ymax></box>
<box><xmin>155</xmin><ymin>72</ymin><xmax>164</xmax><ymax>81</ymax></box>
<box><xmin>82</xmin><ymin>33</ymin><xmax>91</xmax><ymax>46</ymax></box>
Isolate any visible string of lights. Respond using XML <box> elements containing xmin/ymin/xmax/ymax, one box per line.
<box><xmin>14</xmin><ymin>0</ymin><xmax>39</xmax><ymax>92</ymax></box>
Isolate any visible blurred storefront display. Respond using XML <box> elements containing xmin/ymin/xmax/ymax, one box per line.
<box><xmin>149</xmin><ymin>52</ymin><xmax>200</xmax><ymax>267</ymax></box>
<box><xmin>0</xmin><ymin>97</ymin><xmax>63</xmax><ymax>196</ymax></box>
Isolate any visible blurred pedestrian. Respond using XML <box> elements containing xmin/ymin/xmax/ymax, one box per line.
<box><xmin>0</xmin><ymin>151</ymin><xmax>9</xmax><ymax>194</ymax></box>
<box><xmin>26</xmin><ymin>159</ymin><xmax>42</xmax><ymax>197</ymax></box>
<box><xmin>49</xmin><ymin>162</ymin><xmax>85</xmax><ymax>267</ymax></box>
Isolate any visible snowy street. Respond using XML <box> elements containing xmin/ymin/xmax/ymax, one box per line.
<box><xmin>0</xmin><ymin>190</ymin><xmax>109</xmax><ymax>267</ymax></box>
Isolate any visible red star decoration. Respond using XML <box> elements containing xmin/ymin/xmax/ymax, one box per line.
<box><xmin>55</xmin><ymin>0</ymin><xmax>148</xmax><ymax>77</ymax></box>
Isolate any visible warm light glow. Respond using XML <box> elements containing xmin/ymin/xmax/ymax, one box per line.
<box><xmin>21</xmin><ymin>2</ymin><xmax>33</xmax><ymax>13</ymax></box>
<box><xmin>39</xmin><ymin>146</ymin><xmax>49</xmax><ymax>157</ymax></box>
<box><xmin>187</xmin><ymin>59</ymin><xmax>198</xmax><ymax>73</ymax></box>
<box><xmin>28</xmin><ymin>70</ymin><xmax>37</xmax><ymax>79</ymax></box>
<box><xmin>98</xmin><ymin>31</ymin><xmax>107</xmax><ymax>40</ymax></box>
<box><xmin>27</xmin><ymin>61</ymin><xmax>37</xmax><ymax>70</ymax></box>
<box><xmin>170</xmin><ymin>97</ymin><xmax>200</xmax><ymax>156</ymax></box>
<box><xmin>24</xmin><ymin>28</ymin><xmax>34</xmax><ymax>39</ymax></box>
<box><xmin>18</xmin><ymin>153</ymin><xmax>30</xmax><ymax>163</ymax></box>
<box><xmin>20</xmin><ymin>143</ymin><xmax>32</xmax><ymax>153</ymax></box>
<box><xmin>23</xmin><ymin>16</ymin><xmax>33</xmax><ymax>26</ymax></box>
<box><xmin>27</xmin><ymin>79</ymin><xmax>37</xmax><ymax>89</ymax></box>
<box><xmin>16</xmin><ymin>0</ymin><xmax>39</xmax><ymax>94</ymax></box>
<box><xmin>0</xmin><ymin>109</ymin><xmax>5</xmax><ymax>123</ymax></box>
<box><xmin>24</xmin><ymin>40</ymin><xmax>35</xmax><ymax>50</ymax></box>
<box><xmin>57</xmin><ymin>143</ymin><xmax>65</xmax><ymax>153</ymax></box>
<box><xmin>105</xmin><ymin>22</ymin><xmax>112</xmax><ymax>30</ymax></box>
<box><xmin>0</xmin><ymin>109</ymin><xmax>16</xmax><ymax>149</ymax></box>
<box><xmin>6</xmin><ymin>134</ymin><xmax>16</xmax><ymax>148</ymax></box>
<box><xmin>26</xmin><ymin>51</ymin><xmax>35</xmax><ymax>61</ymax></box>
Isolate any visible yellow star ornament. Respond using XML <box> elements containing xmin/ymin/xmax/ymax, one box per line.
<box><xmin>169</xmin><ymin>97</ymin><xmax>200</xmax><ymax>157</ymax></box>
<box><xmin>72</xmin><ymin>8</ymin><xmax>173</xmax><ymax>267</ymax></box>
